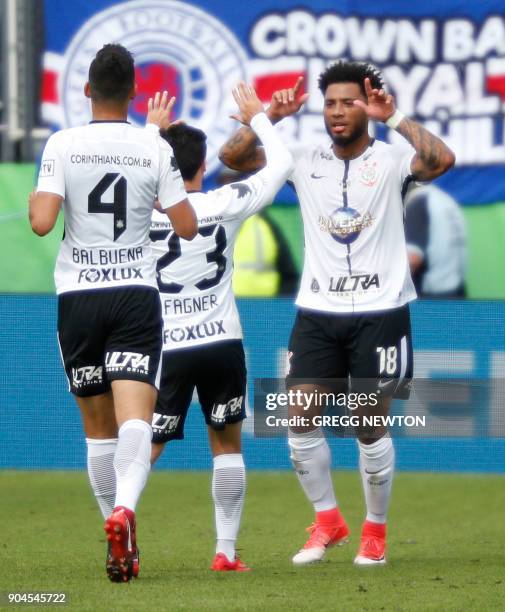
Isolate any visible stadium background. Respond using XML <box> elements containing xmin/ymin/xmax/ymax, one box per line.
<box><xmin>0</xmin><ymin>0</ymin><xmax>504</xmax><ymax>475</ymax></box>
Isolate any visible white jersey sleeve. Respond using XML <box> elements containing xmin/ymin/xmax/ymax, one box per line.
<box><xmin>157</xmin><ymin>137</ymin><xmax>187</xmax><ymax>210</ymax></box>
<box><xmin>37</xmin><ymin>132</ymin><xmax>66</xmax><ymax>198</ymax></box>
<box><xmin>190</xmin><ymin>112</ymin><xmax>293</xmax><ymax>222</ymax></box>
<box><xmin>389</xmin><ymin>144</ymin><xmax>417</xmax><ymax>185</ymax></box>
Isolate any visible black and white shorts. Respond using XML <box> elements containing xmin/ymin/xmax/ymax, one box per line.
<box><xmin>57</xmin><ymin>286</ymin><xmax>163</xmax><ymax>397</ymax></box>
<box><xmin>152</xmin><ymin>340</ymin><xmax>247</xmax><ymax>444</ymax></box>
<box><xmin>286</xmin><ymin>304</ymin><xmax>413</xmax><ymax>398</ymax></box>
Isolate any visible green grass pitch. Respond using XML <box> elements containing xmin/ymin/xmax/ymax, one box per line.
<box><xmin>1</xmin><ymin>470</ymin><xmax>504</xmax><ymax>611</ymax></box>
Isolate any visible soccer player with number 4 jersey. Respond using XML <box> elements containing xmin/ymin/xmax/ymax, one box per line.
<box><xmin>30</xmin><ymin>44</ymin><xmax>196</xmax><ymax>582</ymax></box>
<box><xmin>146</xmin><ymin>83</ymin><xmax>293</xmax><ymax>571</ymax></box>
<box><xmin>220</xmin><ymin>62</ymin><xmax>455</xmax><ymax>566</ymax></box>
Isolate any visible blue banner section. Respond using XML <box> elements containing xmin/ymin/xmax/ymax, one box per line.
<box><xmin>1</xmin><ymin>296</ymin><xmax>504</xmax><ymax>472</ymax></box>
<box><xmin>41</xmin><ymin>0</ymin><xmax>505</xmax><ymax>205</ymax></box>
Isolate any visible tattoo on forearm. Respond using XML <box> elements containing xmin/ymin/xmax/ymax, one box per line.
<box><xmin>220</xmin><ymin>127</ymin><xmax>265</xmax><ymax>170</ymax></box>
<box><xmin>396</xmin><ymin>118</ymin><xmax>451</xmax><ymax>176</ymax></box>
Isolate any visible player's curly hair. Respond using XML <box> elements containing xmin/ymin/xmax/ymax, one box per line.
<box><xmin>160</xmin><ymin>124</ymin><xmax>207</xmax><ymax>181</ymax></box>
<box><xmin>318</xmin><ymin>61</ymin><xmax>384</xmax><ymax>97</ymax></box>
<box><xmin>88</xmin><ymin>44</ymin><xmax>135</xmax><ymax>103</ymax></box>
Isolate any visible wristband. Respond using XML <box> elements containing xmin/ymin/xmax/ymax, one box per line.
<box><xmin>385</xmin><ymin>110</ymin><xmax>405</xmax><ymax>130</ymax></box>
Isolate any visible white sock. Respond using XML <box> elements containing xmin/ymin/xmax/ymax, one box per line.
<box><xmin>358</xmin><ymin>435</ymin><xmax>395</xmax><ymax>524</ymax></box>
<box><xmin>212</xmin><ymin>453</ymin><xmax>246</xmax><ymax>562</ymax></box>
<box><xmin>86</xmin><ymin>438</ymin><xmax>117</xmax><ymax>519</ymax></box>
<box><xmin>288</xmin><ymin>428</ymin><xmax>337</xmax><ymax>512</ymax></box>
<box><xmin>113</xmin><ymin>419</ymin><xmax>152</xmax><ymax>512</ymax></box>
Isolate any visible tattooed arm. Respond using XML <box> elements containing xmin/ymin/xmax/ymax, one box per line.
<box><xmin>395</xmin><ymin>118</ymin><xmax>455</xmax><ymax>180</ymax></box>
<box><xmin>218</xmin><ymin>125</ymin><xmax>266</xmax><ymax>172</ymax></box>
<box><xmin>354</xmin><ymin>78</ymin><xmax>455</xmax><ymax>181</ymax></box>
<box><xmin>219</xmin><ymin>76</ymin><xmax>309</xmax><ymax>172</ymax></box>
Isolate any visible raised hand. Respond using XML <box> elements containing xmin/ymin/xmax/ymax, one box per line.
<box><xmin>147</xmin><ymin>91</ymin><xmax>178</xmax><ymax>129</ymax></box>
<box><xmin>231</xmin><ymin>82</ymin><xmax>264</xmax><ymax>126</ymax></box>
<box><xmin>267</xmin><ymin>76</ymin><xmax>309</xmax><ymax>123</ymax></box>
<box><xmin>353</xmin><ymin>78</ymin><xmax>396</xmax><ymax>123</ymax></box>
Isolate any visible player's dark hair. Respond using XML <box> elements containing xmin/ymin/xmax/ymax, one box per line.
<box><xmin>88</xmin><ymin>44</ymin><xmax>135</xmax><ymax>103</ymax></box>
<box><xmin>318</xmin><ymin>61</ymin><xmax>384</xmax><ymax>97</ymax></box>
<box><xmin>160</xmin><ymin>124</ymin><xmax>207</xmax><ymax>181</ymax></box>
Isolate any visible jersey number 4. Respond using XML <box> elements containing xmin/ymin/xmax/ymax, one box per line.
<box><xmin>150</xmin><ymin>224</ymin><xmax>227</xmax><ymax>293</ymax></box>
<box><xmin>88</xmin><ymin>173</ymin><xmax>127</xmax><ymax>241</ymax></box>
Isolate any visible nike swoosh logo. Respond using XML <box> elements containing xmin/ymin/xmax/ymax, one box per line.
<box><xmin>310</xmin><ymin>173</ymin><xmax>325</xmax><ymax>179</ymax></box>
<box><xmin>364</xmin><ymin>468</ymin><xmax>383</xmax><ymax>475</ymax></box>
<box><xmin>378</xmin><ymin>379</ymin><xmax>395</xmax><ymax>389</ymax></box>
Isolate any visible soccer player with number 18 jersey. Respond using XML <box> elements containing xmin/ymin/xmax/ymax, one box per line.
<box><xmin>30</xmin><ymin>44</ymin><xmax>196</xmax><ymax>582</ymax></box>
<box><xmin>220</xmin><ymin>62</ymin><xmax>455</xmax><ymax>566</ymax></box>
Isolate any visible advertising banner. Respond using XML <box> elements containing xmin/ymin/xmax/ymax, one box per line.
<box><xmin>1</xmin><ymin>297</ymin><xmax>505</xmax><ymax>471</ymax></box>
<box><xmin>41</xmin><ymin>0</ymin><xmax>505</xmax><ymax>205</ymax></box>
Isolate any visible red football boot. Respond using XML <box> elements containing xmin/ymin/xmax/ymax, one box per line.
<box><xmin>210</xmin><ymin>553</ymin><xmax>251</xmax><ymax>572</ymax></box>
<box><xmin>354</xmin><ymin>521</ymin><xmax>386</xmax><ymax>566</ymax></box>
<box><xmin>292</xmin><ymin>507</ymin><xmax>350</xmax><ymax>565</ymax></box>
<box><xmin>104</xmin><ymin>506</ymin><xmax>137</xmax><ymax>582</ymax></box>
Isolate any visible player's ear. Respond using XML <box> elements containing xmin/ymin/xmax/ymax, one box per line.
<box><xmin>84</xmin><ymin>82</ymin><xmax>91</xmax><ymax>98</ymax></box>
<box><xmin>129</xmin><ymin>82</ymin><xmax>138</xmax><ymax>100</ymax></box>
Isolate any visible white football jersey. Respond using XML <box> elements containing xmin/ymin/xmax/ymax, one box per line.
<box><xmin>291</xmin><ymin>139</ymin><xmax>417</xmax><ymax>313</ymax></box>
<box><xmin>37</xmin><ymin>121</ymin><xmax>186</xmax><ymax>295</ymax></box>
<box><xmin>151</xmin><ymin>112</ymin><xmax>293</xmax><ymax>351</ymax></box>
